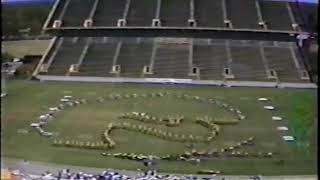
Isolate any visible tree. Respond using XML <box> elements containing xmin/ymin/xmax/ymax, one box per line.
<box><xmin>2</xmin><ymin>52</ymin><xmax>14</xmax><ymax>62</ymax></box>
<box><xmin>2</xmin><ymin>3</ymin><xmax>52</xmax><ymax>36</ymax></box>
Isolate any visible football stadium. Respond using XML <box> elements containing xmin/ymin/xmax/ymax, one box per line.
<box><xmin>1</xmin><ymin>0</ymin><xmax>318</xmax><ymax>179</ymax></box>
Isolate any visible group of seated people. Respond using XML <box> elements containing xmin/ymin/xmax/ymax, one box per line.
<box><xmin>19</xmin><ymin>169</ymin><xmax>232</xmax><ymax>180</ymax></box>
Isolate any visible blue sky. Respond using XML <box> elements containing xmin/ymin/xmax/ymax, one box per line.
<box><xmin>266</xmin><ymin>0</ymin><xmax>318</xmax><ymax>3</ymax></box>
<box><xmin>1</xmin><ymin>0</ymin><xmax>54</xmax><ymax>3</ymax></box>
<box><xmin>1</xmin><ymin>0</ymin><xmax>319</xmax><ymax>2</ymax></box>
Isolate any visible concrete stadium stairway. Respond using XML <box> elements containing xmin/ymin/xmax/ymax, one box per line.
<box><xmin>193</xmin><ymin>43</ymin><xmax>227</xmax><ymax>80</ymax></box>
<box><xmin>264</xmin><ymin>47</ymin><xmax>301</xmax><ymax>82</ymax></box>
<box><xmin>93</xmin><ymin>0</ymin><xmax>126</xmax><ymax>27</ymax></box>
<box><xmin>37</xmin><ymin>37</ymin><xmax>311</xmax><ymax>84</ymax></box>
<box><xmin>127</xmin><ymin>0</ymin><xmax>157</xmax><ymax>26</ymax></box>
<box><xmin>230</xmin><ymin>46</ymin><xmax>267</xmax><ymax>81</ymax></box>
<box><xmin>289</xmin><ymin>2</ymin><xmax>317</xmax><ymax>32</ymax></box>
<box><xmin>48</xmin><ymin>0</ymin><xmax>67</xmax><ymax>27</ymax></box>
<box><xmin>47</xmin><ymin>38</ymin><xmax>87</xmax><ymax>75</ymax></box>
<box><xmin>160</xmin><ymin>0</ymin><xmax>190</xmax><ymax>27</ymax></box>
<box><xmin>117</xmin><ymin>38</ymin><xmax>154</xmax><ymax>78</ymax></box>
<box><xmin>77</xmin><ymin>38</ymin><xmax>118</xmax><ymax>77</ymax></box>
<box><xmin>44</xmin><ymin>0</ymin><xmax>316</xmax><ymax>34</ymax></box>
<box><xmin>259</xmin><ymin>1</ymin><xmax>292</xmax><ymax>31</ymax></box>
<box><xmin>226</xmin><ymin>0</ymin><xmax>259</xmax><ymax>29</ymax></box>
<box><xmin>40</xmin><ymin>38</ymin><xmax>61</xmax><ymax>65</ymax></box>
<box><xmin>194</xmin><ymin>0</ymin><xmax>224</xmax><ymax>28</ymax></box>
<box><xmin>61</xmin><ymin>0</ymin><xmax>93</xmax><ymax>27</ymax></box>
<box><xmin>289</xmin><ymin>2</ymin><xmax>304</xmax><ymax>27</ymax></box>
<box><xmin>152</xmin><ymin>43</ymin><xmax>190</xmax><ymax>79</ymax></box>
<box><xmin>292</xmin><ymin>45</ymin><xmax>309</xmax><ymax>72</ymax></box>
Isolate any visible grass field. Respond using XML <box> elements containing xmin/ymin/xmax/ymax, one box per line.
<box><xmin>2</xmin><ymin>40</ymin><xmax>50</xmax><ymax>58</ymax></box>
<box><xmin>2</xmin><ymin>80</ymin><xmax>317</xmax><ymax>175</ymax></box>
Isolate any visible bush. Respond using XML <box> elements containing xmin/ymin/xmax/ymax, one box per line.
<box><xmin>2</xmin><ymin>52</ymin><xmax>14</xmax><ymax>62</ymax></box>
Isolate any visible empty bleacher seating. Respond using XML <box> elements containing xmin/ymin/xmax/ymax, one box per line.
<box><xmin>264</xmin><ymin>47</ymin><xmax>301</xmax><ymax>82</ymax></box>
<box><xmin>41</xmin><ymin>39</ymin><xmax>61</xmax><ymax>65</ymax></box>
<box><xmin>45</xmin><ymin>0</ymin><xmax>314</xmax><ymax>32</ymax></box>
<box><xmin>127</xmin><ymin>0</ymin><xmax>157</xmax><ymax>26</ymax></box>
<box><xmin>61</xmin><ymin>0</ymin><xmax>93</xmax><ymax>27</ymax></box>
<box><xmin>230</xmin><ymin>46</ymin><xmax>267</xmax><ymax>81</ymax></box>
<box><xmin>78</xmin><ymin>38</ymin><xmax>118</xmax><ymax>77</ymax></box>
<box><xmin>194</xmin><ymin>0</ymin><xmax>224</xmax><ymax>28</ymax></box>
<box><xmin>38</xmin><ymin>0</ymin><xmax>315</xmax><ymax>85</ymax></box>
<box><xmin>49</xmin><ymin>0</ymin><xmax>67</xmax><ymax>26</ymax></box>
<box><xmin>40</xmin><ymin>37</ymin><xmax>309</xmax><ymax>83</ymax></box>
<box><xmin>93</xmin><ymin>0</ymin><xmax>126</xmax><ymax>27</ymax></box>
<box><xmin>47</xmin><ymin>38</ymin><xmax>87</xmax><ymax>75</ymax></box>
<box><xmin>259</xmin><ymin>1</ymin><xmax>292</xmax><ymax>31</ymax></box>
<box><xmin>151</xmin><ymin>43</ymin><xmax>189</xmax><ymax>79</ymax></box>
<box><xmin>193</xmin><ymin>43</ymin><xmax>227</xmax><ymax>80</ymax></box>
<box><xmin>117</xmin><ymin>38</ymin><xmax>154</xmax><ymax>77</ymax></box>
<box><xmin>289</xmin><ymin>2</ymin><xmax>304</xmax><ymax>28</ymax></box>
<box><xmin>292</xmin><ymin>44</ymin><xmax>310</xmax><ymax>75</ymax></box>
<box><xmin>226</xmin><ymin>0</ymin><xmax>259</xmax><ymax>29</ymax></box>
<box><xmin>289</xmin><ymin>2</ymin><xmax>318</xmax><ymax>32</ymax></box>
<box><xmin>160</xmin><ymin>0</ymin><xmax>190</xmax><ymax>27</ymax></box>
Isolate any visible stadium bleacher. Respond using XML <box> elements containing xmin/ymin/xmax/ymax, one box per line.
<box><xmin>37</xmin><ymin>36</ymin><xmax>309</xmax><ymax>83</ymax></box>
<box><xmin>160</xmin><ymin>0</ymin><xmax>190</xmax><ymax>27</ymax></box>
<box><xmin>289</xmin><ymin>2</ymin><xmax>304</xmax><ymax>27</ymax></box>
<box><xmin>117</xmin><ymin>38</ymin><xmax>154</xmax><ymax>77</ymax></box>
<box><xmin>34</xmin><ymin>0</ymin><xmax>317</xmax><ymax>86</ymax></box>
<box><xmin>292</xmin><ymin>45</ymin><xmax>310</xmax><ymax>72</ymax></box>
<box><xmin>264</xmin><ymin>46</ymin><xmax>301</xmax><ymax>82</ymax></box>
<box><xmin>226</xmin><ymin>0</ymin><xmax>260</xmax><ymax>29</ymax></box>
<box><xmin>45</xmin><ymin>0</ymin><xmax>312</xmax><ymax>33</ymax></box>
<box><xmin>93</xmin><ymin>0</ymin><xmax>126</xmax><ymax>27</ymax></box>
<box><xmin>230</xmin><ymin>46</ymin><xmax>267</xmax><ymax>81</ymax></box>
<box><xmin>194</xmin><ymin>0</ymin><xmax>224</xmax><ymax>28</ymax></box>
<box><xmin>127</xmin><ymin>0</ymin><xmax>157</xmax><ymax>27</ymax></box>
<box><xmin>47</xmin><ymin>37</ymin><xmax>87</xmax><ymax>75</ymax></box>
<box><xmin>48</xmin><ymin>0</ymin><xmax>66</xmax><ymax>25</ymax></box>
<box><xmin>77</xmin><ymin>38</ymin><xmax>119</xmax><ymax>77</ymax></box>
<box><xmin>61</xmin><ymin>0</ymin><xmax>92</xmax><ymax>27</ymax></box>
<box><xmin>151</xmin><ymin>43</ymin><xmax>190</xmax><ymax>78</ymax></box>
<box><xmin>289</xmin><ymin>2</ymin><xmax>318</xmax><ymax>32</ymax></box>
<box><xmin>41</xmin><ymin>38</ymin><xmax>62</xmax><ymax>66</ymax></box>
<box><xmin>193</xmin><ymin>42</ymin><xmax>227</xmax><ymax>80</ymax></box>
<box><xmin>259</xmin><ymin>1</ymin><xmax>293</xmax><ymax>31</ymax></box>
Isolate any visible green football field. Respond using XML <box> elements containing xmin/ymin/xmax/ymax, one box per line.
<box><xmin>2</xmin><ymin>80</ymin><xmax>317</xmax><ymax>175</ymax></box>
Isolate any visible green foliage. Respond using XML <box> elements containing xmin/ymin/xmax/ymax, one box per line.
<box><xmin>1</xmin><ymin>52</ymin><xmax>14</xmax><ymax>62</ymax></box>
<box><xmin>2</xmin><ymin>4</ymin><xmax>52</xmax><ymax>35</ymax></box>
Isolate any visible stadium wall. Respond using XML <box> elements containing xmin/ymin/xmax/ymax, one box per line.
<box><xmin>36</xmin><ymin>75</ymin><xmax>317</xmax><ymax>89</ymax></box>
<box><xmin>45</xmin><ymin>28</ymin><xmax>299</xmax><ymax>42</ymax></box>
